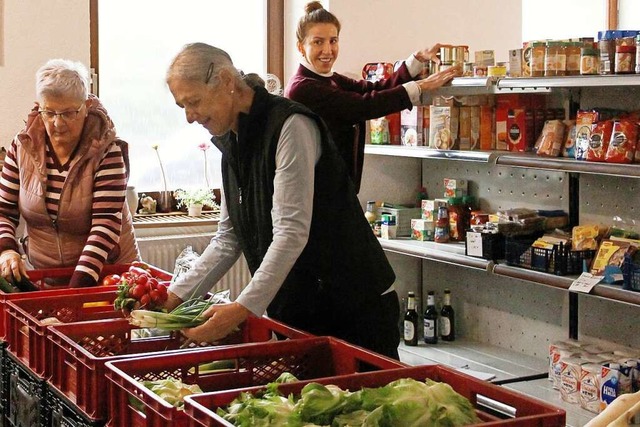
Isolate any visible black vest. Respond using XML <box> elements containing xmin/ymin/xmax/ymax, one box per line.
<box><xmin>212</xmin><ymin>87</ymin><xmax>395</xmax><ymax>317</ymax></box>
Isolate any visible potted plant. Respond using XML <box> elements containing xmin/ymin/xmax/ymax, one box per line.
<box><xmin>174</xmin><ymin>188</ymin><xmax>216</xmax><ymax>217</ymax></box>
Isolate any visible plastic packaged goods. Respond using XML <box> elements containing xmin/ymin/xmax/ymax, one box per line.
<box><xmin>605</xmin><ymin>119</ymin><xmax>639</xmax><ymax>164</ymax></box>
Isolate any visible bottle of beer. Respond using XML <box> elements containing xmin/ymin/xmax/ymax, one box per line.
<box><xmin>423</xmin><ymin>291</ymin><xmax>438</xmax><ymax>344</ymax></box>
<box><xmin>403</xmin><ymin>291</ymin><xmax>419</xmax><ymax>346</ymax></box>
<box><xmin>440</xmin><ymin>289</ymin><xmax>455</xmax><ymax>341</ymax></box>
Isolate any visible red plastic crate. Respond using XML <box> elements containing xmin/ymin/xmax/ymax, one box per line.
<box><xmin>4</xmin><ymin>289</ymin><xmax>124</xmax><ymax>379</ymax></box>
<box><xmin>184</xmin><ymin>364</ymin><xmax>566</xmax><ymax>427</ymax></box>
<box><xmin>0</xmin><ymin>263</ymin><xmax>171</xmax><ymax>338</ymax></box>
<box><xmin>48</xmin><ymin>315</ymin><xmax>312</xmax><ymax>423</ymax></box>
<box><xmin>104</xmin><ymin>336</ymin><xmax>405</xmax><ymax>427</ymax></box>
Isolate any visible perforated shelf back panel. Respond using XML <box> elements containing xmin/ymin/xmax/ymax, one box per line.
<box><xmin>421</xmin><ymin>159</ymin><xmax>569</xmax><ymax>214</ymax></box>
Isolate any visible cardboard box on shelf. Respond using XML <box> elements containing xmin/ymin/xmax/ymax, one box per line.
<box><xmin>411</xmin><ymin>219</ymin><xmax>434</xmax><ymax>241</ymax></box>
<box><xmin>400</xmin><ymin>106</ymin><xmax>424</xmax><ymax>146</ymax></box>
<box><xmin>444</xmin><ymin>178</ymin><xmax>468</xmax><ymax>198</ymax></box>
<box><xmin>429</xmin><ymin>105</ymin><xmax>459</xmax><ymax>150</ymax></box>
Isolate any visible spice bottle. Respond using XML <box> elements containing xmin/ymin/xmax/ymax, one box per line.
<box><xmin>380</xmin><ymin>214</ymin><xmax>397</xmax><ymax>240</ymax></box>
<box><xmin>434</xmin><ymin>206</ymin><xmax>450</xmax><ymax>243</ymax></box>
<box><xmin>581</xmin><ymin>47</ymin><xmax>599</xmax><ymax>75</ymax></box>
<box><xmin>364</xmin><ymin>201</ymin><xmax>377</xmax><ymax>225</ymax></box>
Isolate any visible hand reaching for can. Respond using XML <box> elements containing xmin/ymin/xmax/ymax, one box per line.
<box><xmin>417</xmin><ymin>65</ymin><xmax>461</xmax><ymax>93</ymax></box>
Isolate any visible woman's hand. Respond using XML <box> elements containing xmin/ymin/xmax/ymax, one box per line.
<box><xmin>414</xmin><ymin>44</ymin><xmax>444</xmax><ymax>64</ymax></box>
<box><xmin>0</xmin><ymin>250</ymin><xmax>28</xmax><ymax>282</ymax></box>
<box><xmin>182</xmin><ymin>301</ymin><xmax>251</xmax><ymax>343</ymax></box>
<box><xmin>416</xmin><ymin>66</ymin><xmax>462</xmax><ymax>93</ymax></box>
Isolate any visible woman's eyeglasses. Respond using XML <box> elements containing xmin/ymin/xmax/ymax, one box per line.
<box><xmin>38</xmin><ymin>105</ymin><xmax>84</xmax><ymax>122</ymax></box>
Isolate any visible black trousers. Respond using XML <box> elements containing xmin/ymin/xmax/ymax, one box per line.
<box><xmin>269</xmin><ymin>281</ymin><xmax>401</xmax><ymax>360</ymax></box>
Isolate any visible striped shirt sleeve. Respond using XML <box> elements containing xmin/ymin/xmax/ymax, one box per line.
<box><xmin>70</xmin><ymin>143</ymin><xmax>127</xmax><ymax>287</ymax></box>
<box><xmin>0</xmin><ymin>140</ymin><xmax>22</xmax><ymax>254</ymax></box>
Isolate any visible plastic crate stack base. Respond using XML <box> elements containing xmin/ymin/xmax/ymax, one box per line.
<box><xmin>103</xmin><ymin>336</ymin><xmax>404</xmax><ymax>427</ymax></box>
<box><xmin>0</xmin><ymin>263</ymin><xmax>171</xmax><ymax>339</ymax></box>
<box><xmin>5</xmin><ymin>351</ymin><xmax>48</xmax><ymax>427</ymax></box>
<box><xmin>184</xmin><ymin>364</ymin><xmax>566</xmax><ymax>427</ymax></box>
<box><xmin>3</xmin><ymin>289</ymin><xmax>124</xmax><ymax>379</ymax></box>
<box><xmin>48</xmin><ymin>385</ymin><xmax>105</xmax><ymax>427</ymax></box>
<box><xmin>46</xmin><ymin>315</ymin><xmax>312</xmax><ymax>424</ymax></box>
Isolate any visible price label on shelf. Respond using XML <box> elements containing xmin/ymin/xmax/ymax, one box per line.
<box><xmin>569</xmin><ymin>272</ymin><xmax>603</xmax><ymax>293</ymax></box>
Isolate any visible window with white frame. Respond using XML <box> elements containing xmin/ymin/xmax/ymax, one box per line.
<box><xmin>97</xmin><ymin>0</ymin><xmax>267</xmax><ymax>193</ymax></box>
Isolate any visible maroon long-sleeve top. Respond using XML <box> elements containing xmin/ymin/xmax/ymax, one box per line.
<box><xmin>285</xmin><ymin>63</ymin><xmax>414</xmax><ymax>192</ymax></box>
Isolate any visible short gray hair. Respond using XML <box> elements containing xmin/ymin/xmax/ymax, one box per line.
<box><xmin>35</xmin><ymin>59</ymin><xmax>91</xmax><ymax>102</ymax></box>
<box><xmin>166</xmin><ymin>42</ymin><xmax>239</xmax><ymax>87</ymax></box>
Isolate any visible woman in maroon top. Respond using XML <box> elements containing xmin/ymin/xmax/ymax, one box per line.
<box><xmin>285</xmin><ymin>1</ymin><xmax>460</xmax><ymax>192</ymax></box>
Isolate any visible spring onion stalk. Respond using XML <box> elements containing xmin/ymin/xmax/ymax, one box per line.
<box><xmin>128</xmin><ymin>297</ymin><xmax>218</xmax><ymax>330</ymax></box>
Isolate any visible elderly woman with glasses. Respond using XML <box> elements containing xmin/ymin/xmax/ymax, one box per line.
<box><xmin>0</xmin><ymin>59</ymin><xmax>139</xmax><ymax>287</ymax></box>
<box><xmin>164</xmin><ymin>43</ymin><xmax>401</xmax><ymax>359</ymax></box>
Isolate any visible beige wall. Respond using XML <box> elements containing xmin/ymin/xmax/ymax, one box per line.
<box><xmin>285</xmin><ymin>0</ymin><xmax>522</xmax><ymax>80</ymax></box>
<box><xmin>0</xmin><ymin>0</ymin><xmax>521</xmax><ymax>147</ymax></box>
<box><xmin>0</xmin><ymin>0</ymin><xmax>89</xmax><ymax>147</ymax></box>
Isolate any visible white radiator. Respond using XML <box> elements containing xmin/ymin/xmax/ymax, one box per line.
<box><xmin>136</xmin><ymin>232</ymin><xmax>251</xmax><ymax>299</ymax></box>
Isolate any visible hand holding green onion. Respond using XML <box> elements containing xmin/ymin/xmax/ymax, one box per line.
<box><xmin>181</xmin><ymin>301</ymin><xmax>251</xmax><ymax>343</ymax></box>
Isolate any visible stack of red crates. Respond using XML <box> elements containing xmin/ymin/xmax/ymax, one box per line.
<box><xmin>103</xmin><ymin>336</ymin><xmax>406</xmax><ymax>427</ymax></box>
<box><xmin>46</xmin><ymin>315</ymin><xmax>311</xmax><ymax>425</ymax></box>
<box><xmin>184</xmin><ymin>364</ymin><xmax>567</xmax><ymax>427</ymax></box>
<box><xmin>0</xmin><ymin>263</ymin><xmax>171</xmax><ymax>427</ymax></box>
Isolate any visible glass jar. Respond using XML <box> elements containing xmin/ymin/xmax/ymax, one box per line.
<box><xmin>565</xmin><ymin>42</ymin><xmax>581</xmax><ymax>76</ymax></box>
<box><xmin>598</xmin><ymin>30</ymin><xmax>619</xmax><ymax>75</ymax></box>
<box><xmin>637</xmin><ymin>35</ymin><xmax>640</xmax><ymax>74</ymax></box>
<box><xmin>581</xmin><ymin>47</ymin><xmax>599</xmax><ymax>75</ymax></box>
<box><xmin>544</xmin><ymin>41</ymin><xmax>559</xmax><ymax>77</ymax></box>
<box><xmin>531</xmin><ymin>42</ymin><xmax>546</xmax><ymax>77</ymax></box>
<box><xmin>616</xmin><ymin>45</ymin><xmax>636</xmax><ymax>74</ymax></box>
<box><xmin>556</xmin><ymin>42</ymin><xmax>567</xmax><ymax>76</ymax></box>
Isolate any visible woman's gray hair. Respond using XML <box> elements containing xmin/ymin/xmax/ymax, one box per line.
<box><xmin>35</xmin><ymin>59</ymin><xmax>91</xmax><ymax>101</ymax></box>
<box><xmin>166</xmin><ymin>42</ymin><xmax>241</xmax><ymax>86</ymax></box>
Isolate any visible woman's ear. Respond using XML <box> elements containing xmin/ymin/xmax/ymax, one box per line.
<box><xmin>297</xmin><ymin>41</ymin><xmax>306</xmax><ymax>59</ymax></box>
<box><xmin>218</xmin><ymin>68</ymin><xmax>235</xmax><ymax>92</ymax></box>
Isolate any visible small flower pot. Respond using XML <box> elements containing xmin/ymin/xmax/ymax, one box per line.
<box><xmin>188</xmin><ymin>204</ymin><xmax>203</xmax><ymax>217</ymax></box>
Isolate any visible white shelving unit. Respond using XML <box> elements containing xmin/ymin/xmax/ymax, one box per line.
<box><xmin>362</xmin><ymin>74</ymin><xmax>640</xmax><ymax>426</ymax></box>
